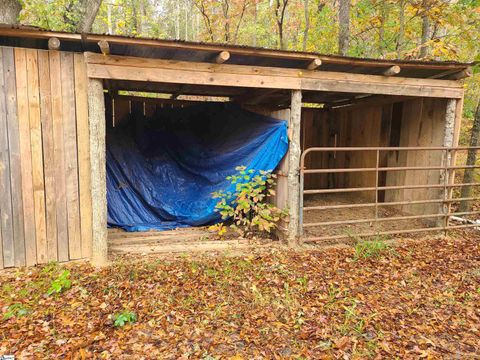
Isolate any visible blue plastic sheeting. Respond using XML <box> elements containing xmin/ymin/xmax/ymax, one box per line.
<box><xmin>107</xmin><ymin>103</ymin><xmax>288</xmax><ymax>231</ymax></box>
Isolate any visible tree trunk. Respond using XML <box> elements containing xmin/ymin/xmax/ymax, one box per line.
<box><xmin>76</xmin><ymin>0</ymin><xmax>102</xmax><ymax>33</ymax></box>
<box><xmin>459</xmin><ymin>100</ymin><xmax>480</xmax><ymax>212</ymax></box>
<box><xmin>0</xmin><ymin>0</ymin><xmax>21</xmax><ymax>24</ymax></box>
<box><xmin>378</xmin><ymin>0</ymin><xmax>386</xmax><ymax>58</ymax></box>
<box><xmin>302</xmin><ymin>0</ymin><xmax>310</xmax><ymax>51</ymax></box>
<box><xmin>419</xmin><ymin>1</ymin><xmax>431</xmax><ymax>59</ymax></box>
<box><xmin>396</xmin><ymin>0</ymin><xmax>405</xmax><ymax>59</ymax></box>
<box><xmin>338</xmin><ymin>0</ymin><xmax>350</xmax><ymax>56</ymax></box>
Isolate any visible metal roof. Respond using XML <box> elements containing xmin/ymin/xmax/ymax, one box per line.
<box><xmin>0</xmin><ymin>25</ymin><xmax>473</xmax><ymax>106</ymax></box>
<box><xmin>0</xmin><ymin>25</ymin><xmax>473</xmax><ymax>80</ymax></box>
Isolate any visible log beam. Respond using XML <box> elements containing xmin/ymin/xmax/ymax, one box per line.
<box><xmin>287</xmin><ymin>90</ymin><xmax>302</xmax><ymax>246</ymax></box>
<box><xmin>87</xmin><ymin>78</ymin><xmax>108</xmax><ymax>266</ymax></box>
<box><xmin>382</xmin><ymin>65</ymin><xmax>401</xmax><ymax>76</ymax></box>
<box><xmin>98</xmin><ymin>40</ymin><xmax>110</xmax><ymax>56</ymax></box>
<box><xmin>448</xmin><ymin>67</ymin><xmax>473</xmax><ymax>80</ymax></box>
<box><xmin>306</xmin><ymin>58</ymin><xmax>322</xmax><ymax>70</ymax></box>
<box><xmin>215</xmin><ymin>51</ymin><xmax>230</xmax><ymax>64</ymax></box>
<box><xmin>48</xmin><ymin>37</ymin><xmax>60</xmax><ymax>50</ymax></box>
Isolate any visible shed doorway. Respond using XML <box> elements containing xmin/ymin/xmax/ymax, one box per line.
<box><xmin>105</xmin><ymin>95</ymin><xmax>289</xmax><ymax>242</ymax></box>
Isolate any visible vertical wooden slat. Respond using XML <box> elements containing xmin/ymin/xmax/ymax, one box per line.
<box><xmin>88</xmin><ymin>78</ymin><xmax>108</xmax><ymax>266</ymax></box>
<box><xmin>0</xmin><ymin>48</ymin><xmax>12</xmax><ymax>269</ymax></box>
<box><xmin>15</xmin><ymin>48</ymin><xmax>34</xmax><ymax>266</ymax></box>
<box><xmin>4</xmin><ymin>47</ymin><xmax>25</xmax><ymax>268</ymax></box>
<box><xmin>61</xmin><ymin>52</ymin><xmax>82</xmax><ymax>260</ymax></box>
<box><xmin>26</xmin><ymin>49</ymin><xmax>47</xmax><ymax>264</ymax></box>
<box><xmin>38</xmin><ymin>50</ymin><xmax>58</xmax><ymax>261</ymax></box>
<box><xmin>74</xmin><ymin>53</ymin><xmax>93</xmax><ymax>259</ymax></box>
<box><xmin>49</xmin><ymin>51</ymin><xmax>69</xmax><ymax>262</ymax></box>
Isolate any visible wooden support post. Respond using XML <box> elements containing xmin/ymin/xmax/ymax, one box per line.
<box><xmin>288</xmin><ymin>90</ymin><xmax>302</xmax><ymax>246</ymax></box>
<box><xmin>48</xmin><ymin>37</ymin><xmax>60</xmax><ymax>50</ymax></box>
<box><xmin>88</xmin><ymin>78</ymin><xmax>108</xmax><ymax>266</ymax></box>
<box><xmin>98</xmin><ymin>40</ymin><xmax>110</xmax><ymax>56</ymax></box>
<box><xmin>215</xmin><ymin>51</ymin><xmax>230</xmax><ymax>64</ymax></box>
<box><xmin>306</xmin><ymin>58</ymin><xmax>322</xmax><ymax>70</ymax></box>
<box><xmin>440</xmin><ymin>99</ymin><xmax>457</xmax><ymax>229</ymax></box>
<box><xmin>382</xmin><ymin>65</ymin><xmax>401</xmax><ymax>76</ymax></box>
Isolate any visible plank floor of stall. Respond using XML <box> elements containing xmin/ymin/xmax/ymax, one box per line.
<box><xmin>108</xmin><ymin>227</ymin><xmax>252</xmax><ymax>255</ymax></box>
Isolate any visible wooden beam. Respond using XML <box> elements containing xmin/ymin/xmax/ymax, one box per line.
<box><xmin>447</xmin><ymin>67</ymin><xmax>473</xmax><ymax>80</ymax></box>
<box><xmin>330</xmin><ymin>94</ymin><xmax>414</xmax><ymax>110</ymax></box>
<box><xmin>234</xmin><ymin>88</ymin><xmax>281</xmax><ymax>105</ymax></box>
<box><xmin>382</xmin><ymin>65</ymin><xmax>401</xmax><ymax>76</ymax></box>
<box><xmin>85</xmin><ymin>53</ymin><xmax>464</xmax><ymax>99</ymax></box>
<box><xmin>215</xmin><ymin>51</ymin><xmax>230</xmax><ymax>64</ymax></box>
<box><xmin>48</xmin><ymin>37</ymin><xmax>60</xmax><ymax>50</ymax></box>
<box><xmin>288</xmin><ymin>90</ymin><xmax>302</xmax><ymax>246</ymax></box>
<box><xmin>98</xmin><ymin>40</ymin><xmax>110</xmax><ymax>56</ymax></box>
<box><xmin>87</xmin><ymin>77</ymin><xmax>108</xmax><ymax>266</ymax></box>
<box><xmin>306</xmin><ymin>58</ymin><xmax>322</xmax><ymax>70</ymax></box>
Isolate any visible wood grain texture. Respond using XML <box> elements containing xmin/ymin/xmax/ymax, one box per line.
<box><xmin>0</xmin><ymin>47</ymin><xmax>11</xmax><ymax>268</ymax></box>
<box><xmin>38</xmin><ymin>50</ymin><xmax>58</xmax><ymax>261</ymax></box>
<box><xmin>74</xmin><ymin>53</ymin><xmax>93</xmax><ymax>259</ymax></box>
<box><xmin>49</xmin><ymin>50</ymin><xmax>69</xmax><ymax>262</ymax></box>
<box><xmin>85</xmin><ymin>53</ymin><xmax>463</xmax><ymax>99</ymax></box>
<box><xmin>3</xmin><ymin>47</ymin><xmax>25</xmax><ymax>268</ymax></box>
<box><xmin>60</xmin><ymin>52</ymin><xmax>82</xmax><ymax>260</ymax></box>
<box><xmin>26</xmin><ymin>49</ymin><xmax>47</xmax><ymax>264</ymax></box>
<box><xmin>88</xmin><ymin>78</ymin><xmax>108</xmax><ymax>266</ymax></box>
<box><xmin>14</xmin><ymin>48</ymin><xmax>35</xmax><ymax>266</ymax></box>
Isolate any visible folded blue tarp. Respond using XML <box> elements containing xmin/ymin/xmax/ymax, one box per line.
<box><xmin>107</xmin><ymin>103</ymin><xmax>289</xmax><ymax>231</ymax></box>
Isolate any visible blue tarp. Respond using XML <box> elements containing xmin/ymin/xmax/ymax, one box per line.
<box><xmin>107</xmin><ymin>103</ymin><xmax>289</xmax><ymax>231</ymax></box>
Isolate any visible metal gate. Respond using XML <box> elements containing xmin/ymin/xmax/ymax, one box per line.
<box><xmin>299</xmin><ymin>146</ymin><xmax>480</xmax><ymax>243</ymax></box>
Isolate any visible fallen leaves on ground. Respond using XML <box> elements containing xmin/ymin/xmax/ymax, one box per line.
<box><xmin>1</xmin><ymin>234</ymin><xmax>479</xmax><ymax>359</ymax></box>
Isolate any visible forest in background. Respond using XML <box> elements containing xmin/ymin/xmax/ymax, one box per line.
<box><xmin>2</xmin><ymin>0</ymin><xmax>480</xmax><ymax>122</ymax></box>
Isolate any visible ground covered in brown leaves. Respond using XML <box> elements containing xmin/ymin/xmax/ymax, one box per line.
<box><xmin>1</xmin><ymin>234</ymin><xmax>480</xmax><ymax>359</ymax></box>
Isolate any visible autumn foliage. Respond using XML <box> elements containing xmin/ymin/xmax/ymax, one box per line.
<box><xmin>1</xmin><ymin>233</ymin><xmax>479</xmax><ymax>358</ymax></box>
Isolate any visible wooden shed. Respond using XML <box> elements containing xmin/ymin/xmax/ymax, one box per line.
<box><xmin>0</xmin><ymin>26</ymin><xmax>475</xmax><ymax>268</ymax></box>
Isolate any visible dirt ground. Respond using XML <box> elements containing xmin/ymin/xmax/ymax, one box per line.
<box><xmin>1</xmin><ymin>230</ymin><xmax>479</xmax><ymax>359</ymax></box>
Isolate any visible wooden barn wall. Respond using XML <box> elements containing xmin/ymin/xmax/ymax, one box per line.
<box><xmin>384</xmin><ymin>98</ymin><xmax>447</xmax><ymax>215</ymax></box>
<box><xmin>301</xmin><ymin>106</ymin><xmax>384</xmax><ymax>199</ymax></box>
<box><xmin>0</xmin><ymin>47</ymin><xmax>92</xmax><ymax>269</ymax></box>
<box><xmin>300</xmin><ymin>99</ymin><xmax>447</xmax><ymax>213</ymax></box>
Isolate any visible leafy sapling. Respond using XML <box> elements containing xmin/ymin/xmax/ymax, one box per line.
<box><xmin>113</xmin><ymin>311</ymin><xmax>137</xmax><ymax>327</ymax></box>
<box><xmin>210</xmin><ymin>166</ymin><xmax>286</xmax><ymax>238</ymax></box>
<box><xmin>47</xmin><ymin>270</ymin><xmax>72</xmax><ymax>295</ymax></box>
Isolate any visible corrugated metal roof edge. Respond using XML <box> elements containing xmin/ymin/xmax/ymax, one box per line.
<box><xmin>0</xmin><ymin>24</ymin><xmax>475</xmax><ymax>69</ymax></box>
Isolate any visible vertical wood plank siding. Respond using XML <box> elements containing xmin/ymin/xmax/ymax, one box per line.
<box><xmin>0</xmin><ymin>47</ymin><xmax>92</xmax><ymax>268</ymax></box>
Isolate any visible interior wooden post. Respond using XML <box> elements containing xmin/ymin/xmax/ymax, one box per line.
<box><xmin>288</xmin><ymin>90</ymin><xmax>302</xmax><ymax>245</ymax></box>
<box><xmin>88</xmin><ymin>78</ymin><xmax>108</xmax><ymax>266</ymax></box>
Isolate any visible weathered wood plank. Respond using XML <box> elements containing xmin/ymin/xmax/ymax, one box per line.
<box><xmin>26</xmin><ymin>49</ymin><xmax>47</xmax><ymax>264</ymax></box>
<box><xmin>85</xmin><ymin>53</ymin><xmax>463</xmax><ymax>99</ymax></box>
<box><xmin>88</xmin><ymin>78</ymin><xmax>108</xmax><ymax>266</ymax></box>
<box><xmin>74</xmin><ymin>53</ymin><xmax>93</xmax><ymax>259</ymax></box>
<box><xmin>38</xmin><ymin>50</ymin><xmax>57</xmax><ymax>261</ymax></box>
<box><xmin>49</xmin><ymin>50</ymin><xmax>69</xmax><ymax>262</ymax></box>
<box><xmin>86</xmin><ymin>53</ymin><xmax>462</xmax><ymax>89</ymax></box>
<box><xmin>0</xmin><ymin>47</ymin><xmax>12</xmax><ymax>268</ymax></box>
<box><xmin>3</xmin><ymin>47</ymin><xmax>25</xmax><ymax>268</ymax></box>
<box><xmin>14</xmin><ymin>48</ymin><xmax>35</xmax><ymax>266</ymax></box>
<box><xmin>60</xmin><ymin>52</ymin><xmax>82</xmax><ymax>260</ymax></box>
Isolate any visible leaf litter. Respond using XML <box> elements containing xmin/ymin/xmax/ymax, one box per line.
<box><xmin>1</xmin><ymin>232</ymin><xmax>479</xmax><ymax>359</ymax></box>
